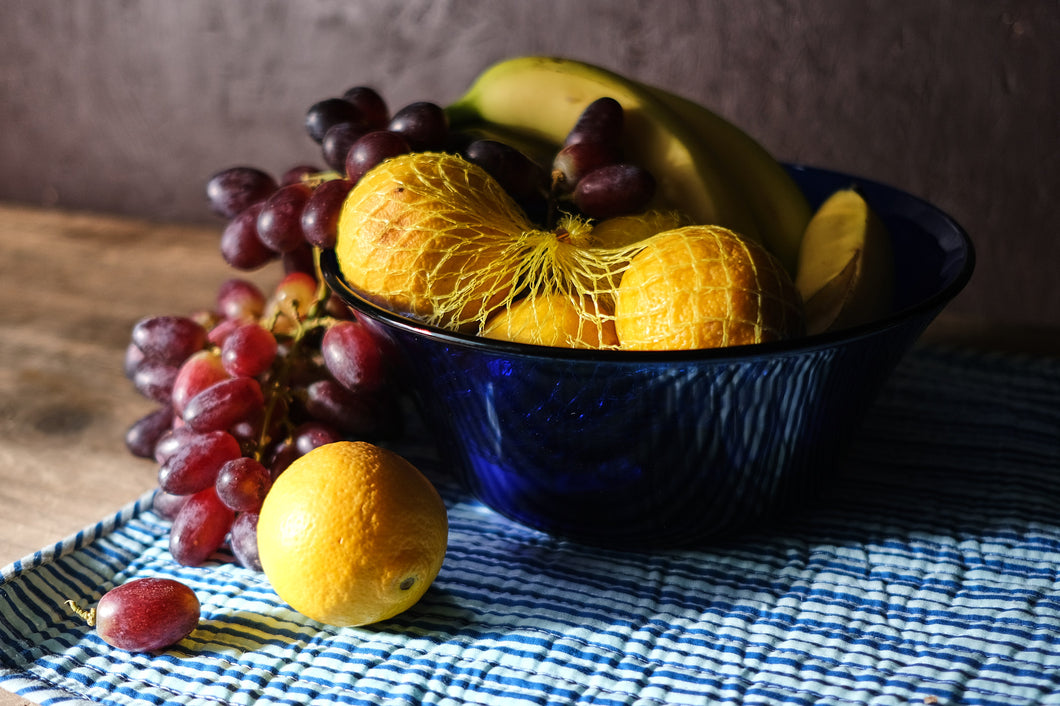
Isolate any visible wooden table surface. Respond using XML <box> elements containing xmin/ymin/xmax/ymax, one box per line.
<box><xmin>1</xmin><ymin>202</ymin><xmax>1057</xmax><ymax>706</ymax></box>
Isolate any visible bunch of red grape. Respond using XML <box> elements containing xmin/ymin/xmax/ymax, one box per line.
<box><xmin>549</xmin><ymin>97</ymin><xmax>655</xmax><ymax>220</ymax></box>
<box><xmin>124</xmin><ymin>272</ymin><xmax>400</xmax><ymax>570</ymax></box>
<box><xmin>125</xmin><ymin>86</ymin><xmax>447</xmax><ymax>571</ymax></box>
<box><xmin>460</xmin><ymin>97</ymin><xmax>656</xmax><ymax>225</ymax></box>
<box><xmin>123</xmin><ymin>84</ymin><xmax>658</xmax><ymax>572</ymax></box>
<box><xmin>206</xmin><ymin>87</ymin><xmax>461</xmax><ymax>270</ymax></box>
<box><xmin>206</xmin><ymin>88</ymin><xmax>654</xmax><ymax>277</ymax></box>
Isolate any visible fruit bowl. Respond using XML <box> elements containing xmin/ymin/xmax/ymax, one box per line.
<box><xmin>320</xmin><ymin>164</ymin><xmax>974</xmax><ymax>548</ymax></box>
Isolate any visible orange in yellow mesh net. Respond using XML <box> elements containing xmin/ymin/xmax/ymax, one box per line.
<box><xmin>334</xmin><ymin>152</ymin><xmax>803</xmax><ymax>351</ymax></box>
<box><xmin>614</xmin><ymin>226</ymin><xmax>804</xmax><ymax>350</ymax></box>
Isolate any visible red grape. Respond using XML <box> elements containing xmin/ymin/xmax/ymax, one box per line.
<box><xmin>267</xmin><ymin>271</ymin><xmax>319</xmax><ymax>327</ymax></box>
<box><xmin>257</xmin><ymin>182</ymin><xmax>312</xmax><ymax>253</ymax></box>
<box><xmin>292</xmin><ymin>421</ymin><xmax>343</xmax><ymax>456</ymax></box>
<box><xmin>153</xmin><ymin>425</ymin><xmax>197</xmax><ymax>465</ymax></box>
<box><xmin>321</xmin><ymin>320</ymin><xmax>387</xmax><ymax>394</ymax></box>
<box><xmin>123</xmin><ymin>342</ymin><xmax>145</xmax><ymax>379</ymax></box>
<box><xmin>280</xmin><ymin>165</ymin><xmax>321</xmax><ymax>186</ymax></box>
<box><xmin>182</xmin><ymin>377</ymin><xmax>265</xmax><ymax>433</ymax></box>
<box><xmin>132</xmin><ymin>360</ymin><xmax>179</xmax><ymax>404</ymax></box>
<box><xmin>564</xmin><ymin>97</ymin><xmax>624</xmax><ymax>148</ymax></box>
<box><xmin>324</xmin><ymin>291</ymin><xmax>356</xmax><ymax>320</ymax></box>
<box><xmin>552</xmin><ymin>140</ymin><xmax>621</xmax><ymax>191</ymax></box>
<box><xmin>305</xmin><ymin>98</ymin><xmax>366</xmax><ymax>144</ymax></box>
<box><xmin>573</xmin><ymin>164</ymin><xmax>656</xmax><ymax>219</ymax></box>
<box><xmin>220</xmin><ymin>323</ymin><xmax>277</xmax><ymax>378</ymax></box>
<box><xmin>206</xmin><ymin>318</ymin><xmax>241</xmax><ymax>347</ymax></box>
<box><xmin>220</xmin><ymin>202</ymin><xmax>276</xmax><ymax>271</ymax></box>
<box><xmin>301</xmin><ymin>178</ymin><xmax>353</xmax><ymax>249</ymax></box>
<box><xmin>158</xmin><ymin>429</ymin><xmax>242</xmax><ymax>495</ymax></box>
<box><xmin>282</xmin><ymin>241</ymin><xmax>316</xmax><ymax>277</ymax></box>
<box><xmin>551</xmin><ymin>97</ymin><xmax>627</xmax><ymax>196</ymax></box>
<box><xmin>67</xmin><ymin>578</ymin><xmax>200</xmax><ymax>652</ymax></box>
<box><xmin>169</xmin><ymin>486</ymin><xmax>234</xmax><ymax>566</ymax></box>
<box><xmin>230</xmin><ymin>512</ymin><xmax>262</xmax><ymax>571</ymax></box>
<box><xmin>464</xmin><ymin>140</ymin><xmax>547</xmax><ymax>201</ymax></box>
<box><xmin>345</xmin><ymin>130</ymin><xmax>411</xmax><ymax>182</ymax></box>
<box><xmin>125</xmin><ymin>406</ymin><xmax>175</xmax><ymax>459</ymax></box>
<box><xmin>206</xmin><ymin>167</ymin><xmax>278</xmax><ymax>218</ymax></box>
<box><xmin>131</xmin><ymin>316</ymin><xmax>207</xmax><ymax>365</ymax></box>
<box><xmin>322</xmin><ymin>122</ymin><xmax>369</xmax><ymax>172</ymax></box>
<box><xmin>387</xmin><ymin>101</ymin><xmax>448</xmax><ymax>151</ymax></box>
<box><xmin>304</xmin><ymin>379</ymin><xmax>401</xmax><ymax>439</ymax></box>
<box><xmin>267</xmin><ymin>438</ymin><xmax>300</xmax><ymax>479</ymax></box>
<box><xmin>216</xmin><ymin>278</ymin><xmax>266</xmax><ymax>321</ymax></box>
<box><xmin>342</xmin><ymin>86</ymin><xmax>389</xmax><ymax>129</ymax></box>
<box><xmin>229</xmin><ymin>394</ymin><xmax>286</xmax><ymax>447</ymax></box>
<box><xmin>152</xmin><ymin>490</ymin><xmax>188</xmax><ymax>520</ymax></box>
<box><xmin>215</xmin><ymin>457</ymin><xmax>271</xmax><ymax>512</ymax></box>
<box><xmin>171</xmin><ymin>350</ymin><xmax>230</xmax><ymax>416</ymax></box>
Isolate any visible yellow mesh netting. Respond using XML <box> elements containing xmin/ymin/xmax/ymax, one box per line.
<box><xmin>334</xmin><ymin>152</ymin><xmax>803</xmax><ymax>351</ymax></box>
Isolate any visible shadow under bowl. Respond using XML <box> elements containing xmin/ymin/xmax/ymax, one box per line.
<box><xmin>320</xmin><ymin>164</ymin><xmax>975</xmax><ymax>548</ymax></box>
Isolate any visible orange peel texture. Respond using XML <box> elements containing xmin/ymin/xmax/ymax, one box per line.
<box><xmin>614</xmin><ymin>225</ymin><xmax>804</xmax><ymax>350</ymax></box>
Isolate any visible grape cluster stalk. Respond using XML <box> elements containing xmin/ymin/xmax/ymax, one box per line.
<box><xmin>124</xmin><ymin>84</ymin><xmax>659</xmax><ymax>572</ymax></box>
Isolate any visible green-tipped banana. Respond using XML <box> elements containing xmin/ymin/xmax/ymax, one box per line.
<box><xmin>638</xmin><ymin>83</ymin><xmax>811</xmax><ymax>276</ymax></box>
<box><xmin>447</xmin><ymin>56</ymin><xmax>758</xmax><ymax>241</ymax></box>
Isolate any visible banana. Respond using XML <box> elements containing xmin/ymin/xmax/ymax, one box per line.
<box><xmin>637</xmin><ymin>83</ymin><xmax>811</xmax><ymax>276</ymax></box>
<box><xmin>446</xmin><ymin>56</ymin><xmax>758</xmax><ymax>241</ymax></box>
<box><xmin>795</xmin><ymin>188</ymin><xmax>894</xmax><ymax>335</ymax></box>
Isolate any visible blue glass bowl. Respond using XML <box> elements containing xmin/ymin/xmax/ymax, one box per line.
<box><xmin>320</xmin><ymin>165</ymin><xmax>974</xmax><ymax>548</ymax></box>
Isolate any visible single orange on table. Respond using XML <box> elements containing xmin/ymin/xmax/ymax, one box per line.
<box><xmin>256</xmin><ymin>441</ymin><xmax>448</xmax><ymax>627</ymax></box>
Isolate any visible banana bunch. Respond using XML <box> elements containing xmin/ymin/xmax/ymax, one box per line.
<box><xmin>446</xmin><ymin>55</ymin><xmax>812</xmax><ymax>277</ymax></box>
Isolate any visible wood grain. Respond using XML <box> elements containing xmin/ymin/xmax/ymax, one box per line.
<box><xmin>0</xmin><ymin>204</ymin><xmax>277</xmax><ymax>565</ymax></box>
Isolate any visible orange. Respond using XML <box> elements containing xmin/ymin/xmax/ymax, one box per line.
<box><xmin>256</xmin><ymin>441</ymin><xmax>448</xmax><ymax>627</ymax></box>
<box><xmin>614</xmin><ymin>225</ymin><xmax>804</xmax><ymax>350</ymax></box>
<box><xmin>482</xmin><ymin>292</ymin><xmax>619</xmax><ymax>349</ymax></box>
<box><xmin>589</xmin><ymin>209</ymin><xmax>690</xmax><ymax>250</ymax></box>
<box><xmin>334</xmin><ymin>152</ymin><xmax>530</xmax><ymax>332</ymax></box>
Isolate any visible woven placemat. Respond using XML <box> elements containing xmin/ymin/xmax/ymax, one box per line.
<box><xmin>3</xmin><ymin>346</ymin><xmax>1058</xmax><ymax>705</ymax></box>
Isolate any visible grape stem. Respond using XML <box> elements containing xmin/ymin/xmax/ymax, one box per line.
<box><xmin>64</xmin><ymin>599</ymin><xmax>96</xmax><ymax>627</ymax></box>
<box><xmin>252</xmin><ymin>247</ymin><xmax>337</xmax><ymax>462</ymax></box>
<box><xmin>301</xmin><ymin>170</ymin><xmax>343</xmax><ymax>187</ymax></box>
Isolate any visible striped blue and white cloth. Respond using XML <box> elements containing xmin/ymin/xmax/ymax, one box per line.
<box><xmin>2</xmin><ymin>345</ymin><xmax>1059</xmax><ymax>705</ymax></box>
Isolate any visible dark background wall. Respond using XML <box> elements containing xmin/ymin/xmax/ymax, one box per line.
<box><xmin>2</xmin><ymin>0</ymin><xmax>1057</xmax><ymax>327</ymax></box>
